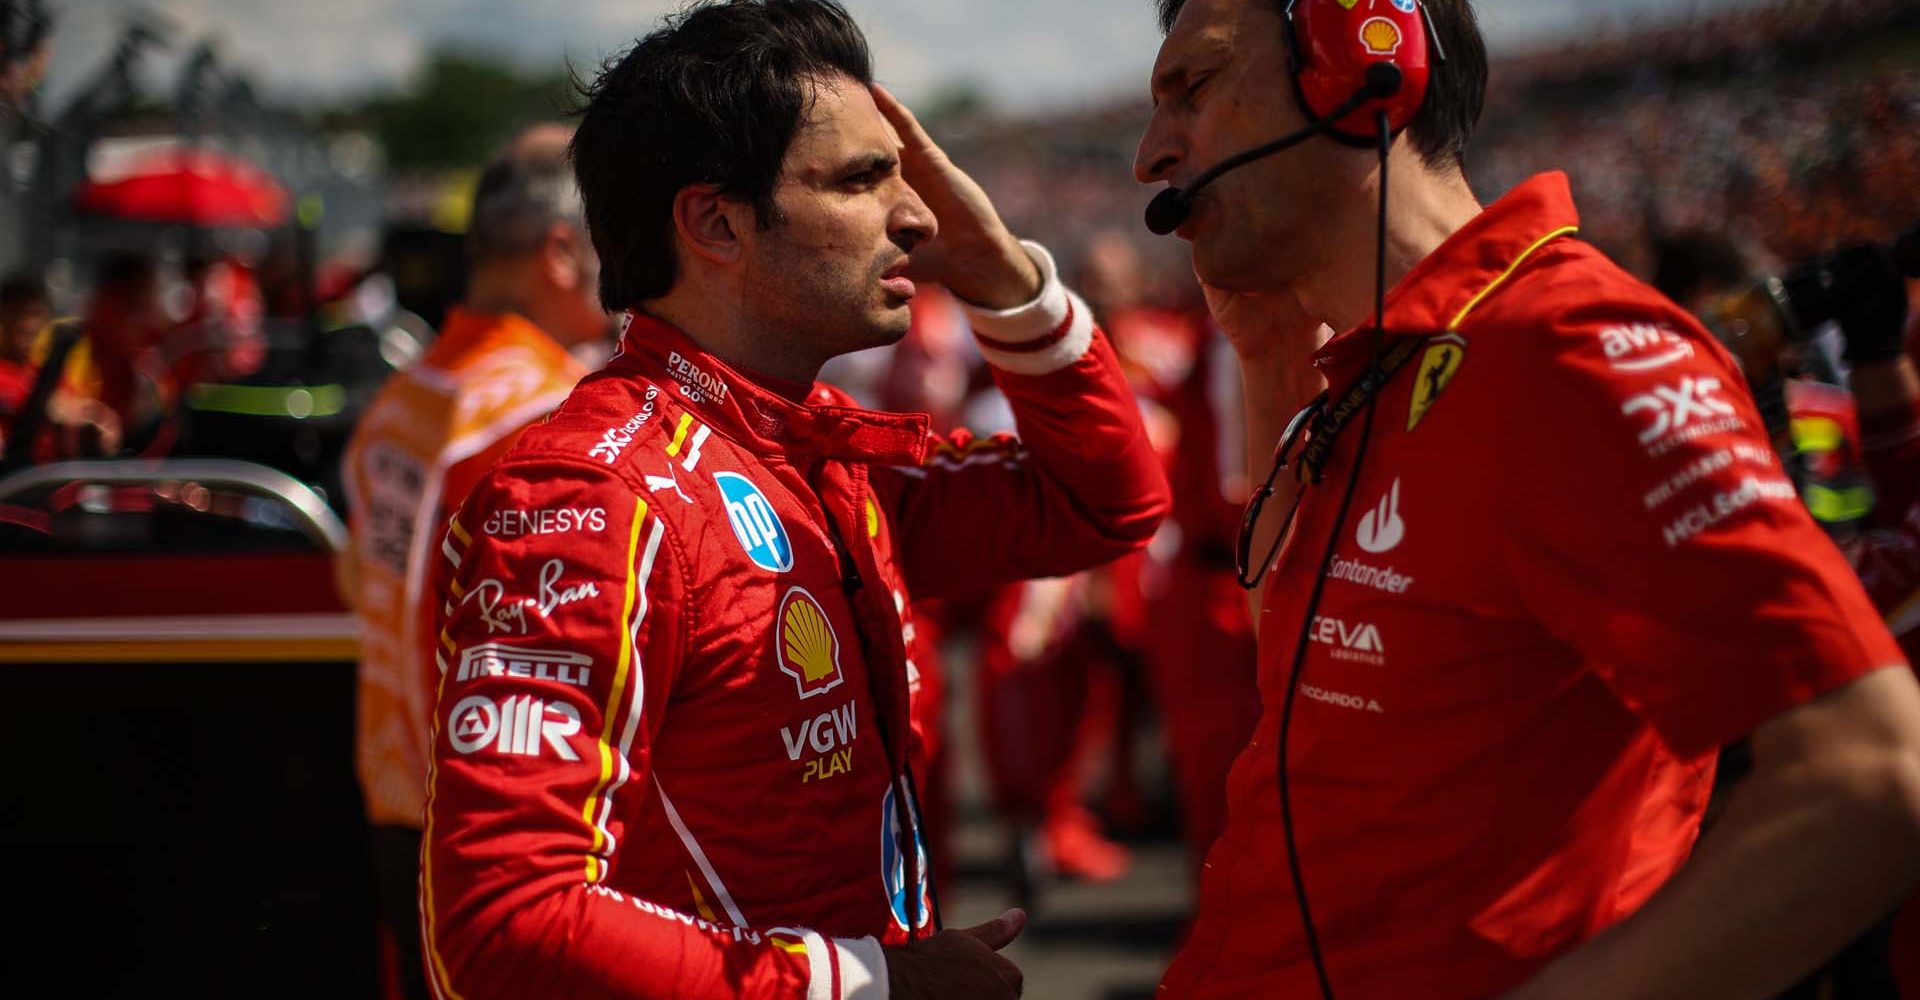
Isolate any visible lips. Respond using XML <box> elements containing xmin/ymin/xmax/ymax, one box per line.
<box><xmin>880</xmin><ymin>260</ymin><xmax>916</xmax><ymax>301</ymax></box>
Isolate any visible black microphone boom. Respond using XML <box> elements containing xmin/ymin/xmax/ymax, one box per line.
<box><xmin>1144</xmin><ymin>64</ymin><xmax>1404</xmax><ymax>236</ymax></box>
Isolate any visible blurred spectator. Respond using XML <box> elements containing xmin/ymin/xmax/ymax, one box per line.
<box><xmin>1656</xmin><ymin>228</ymin><xmax>1920</xmax><ymax>1000</ymax></box>
<box><xmin>337</xmin><ymin>126</ymin><xmax>598</xmax><ymax>1000</ymax></box>
<box><xmin>71</xmin><ymin>253</ymin><xmax>173</xmax><ymax>446</ymax></box>
<box><xmin>0</xmin><ymin>270</ymin><xmax>48</xmax><ymax>421</ymax></box>
<box><xmin>1473</xmin><ymin>7</ymin><xmax>1920</xmax><ymax>277</ymax></box>
<box><xmin>164</xmin><ymin>256</ymin><xmax>269</xmax><ymax>390</ymax></box>
<box><xmin>0</xmin><ymin>265</ymin><xmax>124</xmax><ymax>464</ymax></box>
<box><xmin>0</xmin><ymin>0</ymin><xmax>48</xmax><ymax>112</ymax></box>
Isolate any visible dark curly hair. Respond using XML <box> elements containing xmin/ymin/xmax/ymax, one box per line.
<box><xmin>570</xmin><ymin>0</ymin><xmax>874</xmax><ymax>311</ymax></box>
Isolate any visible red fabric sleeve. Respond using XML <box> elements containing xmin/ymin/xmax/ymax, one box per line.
<box><xmin>1500</xmin><ymin>301</ymin><xmax>1905</xmax><ymax>758</ymax></box>
<box><xmin>420</xmin><ymin>459</ymin><xmax>836</xmax><ymax>1000</ymax></box>
<box><xmin>876</xmin><ymin>325</ymin><xmax>1171</xmax><ymax>602</ymax></box>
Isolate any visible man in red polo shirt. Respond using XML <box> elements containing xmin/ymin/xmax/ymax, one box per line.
<box><xmin>1136</xmin><ymin>1</ymin><xmax>1920</xmax><ymax>998</ymax></box>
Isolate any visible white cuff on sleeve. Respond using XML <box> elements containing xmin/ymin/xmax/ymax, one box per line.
<box><xmin>962</xmin><ymin>240</ymin><xmax>1097</xmax><ymax>376</ymax></box>
<box><xmin>833</xmin><ymin>936</ymin><xmax>889</xmax><ymax>1000</ymax></box>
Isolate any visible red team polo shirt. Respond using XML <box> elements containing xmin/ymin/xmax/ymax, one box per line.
<box><xmin>1157</xmin><ymin>173</ymin><xmax>1907</xmax><ymax>1000</ymax></box>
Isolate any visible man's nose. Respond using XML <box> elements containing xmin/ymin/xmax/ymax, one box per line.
<box><xmin>1135</xmin><ymin>111</ymin><xmax>1183</xmax><ymax>186</ymax></box>
<box><xmin>893</xmin><ymin>182</ymin><xmax>939</xmax><ymax>251</ymax></box>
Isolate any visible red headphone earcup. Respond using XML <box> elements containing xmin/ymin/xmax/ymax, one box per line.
<box><xmin>1291</xmin><ymin>0</ymin><xmax>1432</xmax><ymax>142</ymax></box>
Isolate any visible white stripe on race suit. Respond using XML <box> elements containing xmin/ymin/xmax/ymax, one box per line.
<box><xmin>655</xmin><ymin>777</ymin><xmax>751</xmax><ymax>929</ymax></box>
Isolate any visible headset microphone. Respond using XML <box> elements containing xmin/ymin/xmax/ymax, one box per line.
<box><xmin>1144</xmin><ymin>65</ymin><xmax>1404</xmax><ymax>237</ymax></box>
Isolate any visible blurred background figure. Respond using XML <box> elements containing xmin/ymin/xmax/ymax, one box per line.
<box><xmin>1652</xmin><ymin>222</ymin><xmax>1920</xmax><ymax>1000</ymax></box>
<box><xmin>0</xmin><ymin>270</ymin><xmax>50</xmax><ymax>431</ymax></box>
<box><xmin>337</xmin><ymin>127</ymin><xmax>599</xmax><ymax>1000</ymax></box>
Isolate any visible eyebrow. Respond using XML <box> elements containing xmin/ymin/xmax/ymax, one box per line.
<box><xmin>836</xmin><ymin>152</ymin><xmax>898</xmax><ymax>177</ymax></box>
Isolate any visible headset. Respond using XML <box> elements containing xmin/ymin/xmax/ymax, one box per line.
<box><xmin>1144</xmin><ymin>3</ymin><xmax>1442</xmax><ymax>998</ymax></box>
<box><xmin>1145</xmin><ymin>0</ymin><xmax>1439</xmax><ymax>236</ymax></box>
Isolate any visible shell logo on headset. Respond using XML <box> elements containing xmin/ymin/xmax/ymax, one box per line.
<box><xmin>1359</xmin><ymin>17</ymin><xmax>1403</xmax><ymax>56</ymax></box>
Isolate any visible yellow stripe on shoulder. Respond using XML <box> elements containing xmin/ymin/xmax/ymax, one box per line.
<box><xmin>1448</xmin><ymin>225</ymin><xmax>1580</xmax><ymax>331</ymax></box>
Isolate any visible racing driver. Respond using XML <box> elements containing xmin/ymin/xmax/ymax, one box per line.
<box><xmin>419</xmin><ymin>3</ymin><xmax>1170</xmax><ymax>999</ymax></box>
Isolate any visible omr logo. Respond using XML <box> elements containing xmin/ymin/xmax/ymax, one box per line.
<box><xmin>716</xmin><ymin>471</ymin><xmax>793</xmax><ymax>572</ymax></box>
<box><xmin>447</xmin><ymin>694</ymin><xmax>582</xmax><ymax>760</ymax></box>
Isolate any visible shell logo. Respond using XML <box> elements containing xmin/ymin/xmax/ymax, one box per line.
<box><xmin>1360</xmin><ymin>16</ymin><xmax>1403</xmax><ymax>56</ymax></box>
<box><xmin>778</xmin><ymin>587</ymin><xmax>845</xmax><ymax>699</ymax></box>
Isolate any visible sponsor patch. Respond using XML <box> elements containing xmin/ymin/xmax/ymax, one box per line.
<box><xmin>781</xmin><ymin>700</ymin><xmax>859</xmax><ymax>783</ymax></box>
<box><xmin>1327</xmin><ymin>555</ymin><xmax>1414</xmax><ymax>595</ymax></box>
<box><xmin>589</xmin><ymin>387</ymin><xmax>661</xmax><ymax>465</ymax></box>
<box><xmin>1356</xmin><ymin>478</ymin><xmax>1406</xmax><ymax>555</ymax></box>
<box><xmin>717</xmin><ymin>471</ymin><xmax>794</xmax><ymax>572</ymax></box>
<box><xmin>1407</xmin><ymin>334</ymin><xmax>1465</xmax><ymax>432</ymax></box>
<box><xmin>777</xmin><ymin>586</ymin><xmax>845</xmax><ymax>700</ymax></box>
<box><xmin>1309</xmin><ymin>616</ymin><xmax>1386</xmax><ymax>666</ymax></box>
<box><xmin>457</xmin><ymin>643</ymin><xmax>592</xmax><ymax>688</ymax></box>
<box><xmin>447</xmin><ymin>694</ymin><xmax>582</xmax><ymax>760</ymax></box>
<box><xmin>482</xmin><ymin>507</ymin><xmax>608</xmax><ymax>538</ymax></box>
<box><xmin>1360</xmin><ymin>16</ymin><xmax>1402</xmax><ymax>56</ymax></box>
<box><xmin>666</xmin><ymin>351</ymin><xmax>731</xmax><ymax>405</ymax></box>
<box><xmin>882</xmin><ymin>785</ymin><xmax>933</xmax><ymax>931</ymax></box>
<box><xmin>1621</xmin><ymin>376</ymin><xmax>1746</xmax><ymax>458</ymax></box>
<box><xmin>1661</xmin><ymin>475</ymin><xmax>1797</xmax><ymax>548</ymax></box>
<box><xmin>1600</xmin><ymin>323</ymin><xmax>1696</xmax><ymax>373</ymax></box>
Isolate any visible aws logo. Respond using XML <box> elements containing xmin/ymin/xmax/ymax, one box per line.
<box><xmin>777</xmin><ymin>586</ymin><xmax>845</xmax><ymax>700</ymax></box>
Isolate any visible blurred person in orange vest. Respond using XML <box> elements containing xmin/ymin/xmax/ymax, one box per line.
<box><xmin>337</xmin><ymin>126</ymin><xmax>605</xmax><ymax>1000</ymax></box>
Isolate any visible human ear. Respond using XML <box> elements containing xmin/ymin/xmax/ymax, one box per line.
<box><xmin>670</xmin><ymin>184</ymin><xmax>751</xmax><ymax>266</ymax></box>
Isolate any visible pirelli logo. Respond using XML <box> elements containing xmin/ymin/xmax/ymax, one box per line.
<box><xmin>456</xmin><ymin>643</ymin><xmax>593</xmax><ymax>688</ymax></box>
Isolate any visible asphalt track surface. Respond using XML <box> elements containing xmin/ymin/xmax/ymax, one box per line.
<box><xmin>938</xmin><ymin>651</ymin><xmax>1196</xmax><ymax>1000</ymax></box>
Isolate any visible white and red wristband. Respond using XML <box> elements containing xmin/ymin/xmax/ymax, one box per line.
<box><xmin>962</xmin><ymin>240</ymin><xmax>1097</xmax><ymax>377</ymax></box>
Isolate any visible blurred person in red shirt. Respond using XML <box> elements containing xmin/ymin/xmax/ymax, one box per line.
<box><xmin>0</xmin><ymin>270</ymin><xmax>120</xmax><ymax>463</ymax></box>
<box><xmin>72</xmin><ymin>252</ymin><xmax>172</xmax><ymax>450</ymax></box>
<box><xmin>166</xmin><ymin>255</ymin><xmax>267</xmax><ymax>388</ymax></box>
<box><xmin>337</xmin><ymin>127</ymin><xmax>602</xmax><ymax>1000</ymax></box>
<box><xmin>1137</xmin><ymin>2</ymin><xmax>1920</xmax><ymax>999</ymax></box>
<box><xmin>0</xmin><ymin>271</ymin><xmax>48</xmax><ymax>423</ymax></box>
<box><xmin>1081</xmin><ymin>229</ymin><xmax>1264</xmax><ymax>870</ymax></box>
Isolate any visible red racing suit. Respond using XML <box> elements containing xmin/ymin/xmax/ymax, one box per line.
<box><xmin>421</xmin><ymin>243</ymin><xmax>1169</xmax><ymax>1000</ymax></box>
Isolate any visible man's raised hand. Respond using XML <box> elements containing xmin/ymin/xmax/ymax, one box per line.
<box><xmin>871</xmin><ymin>84</ymin><xmax>1041</xmax><ymax>310</ymax></box>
